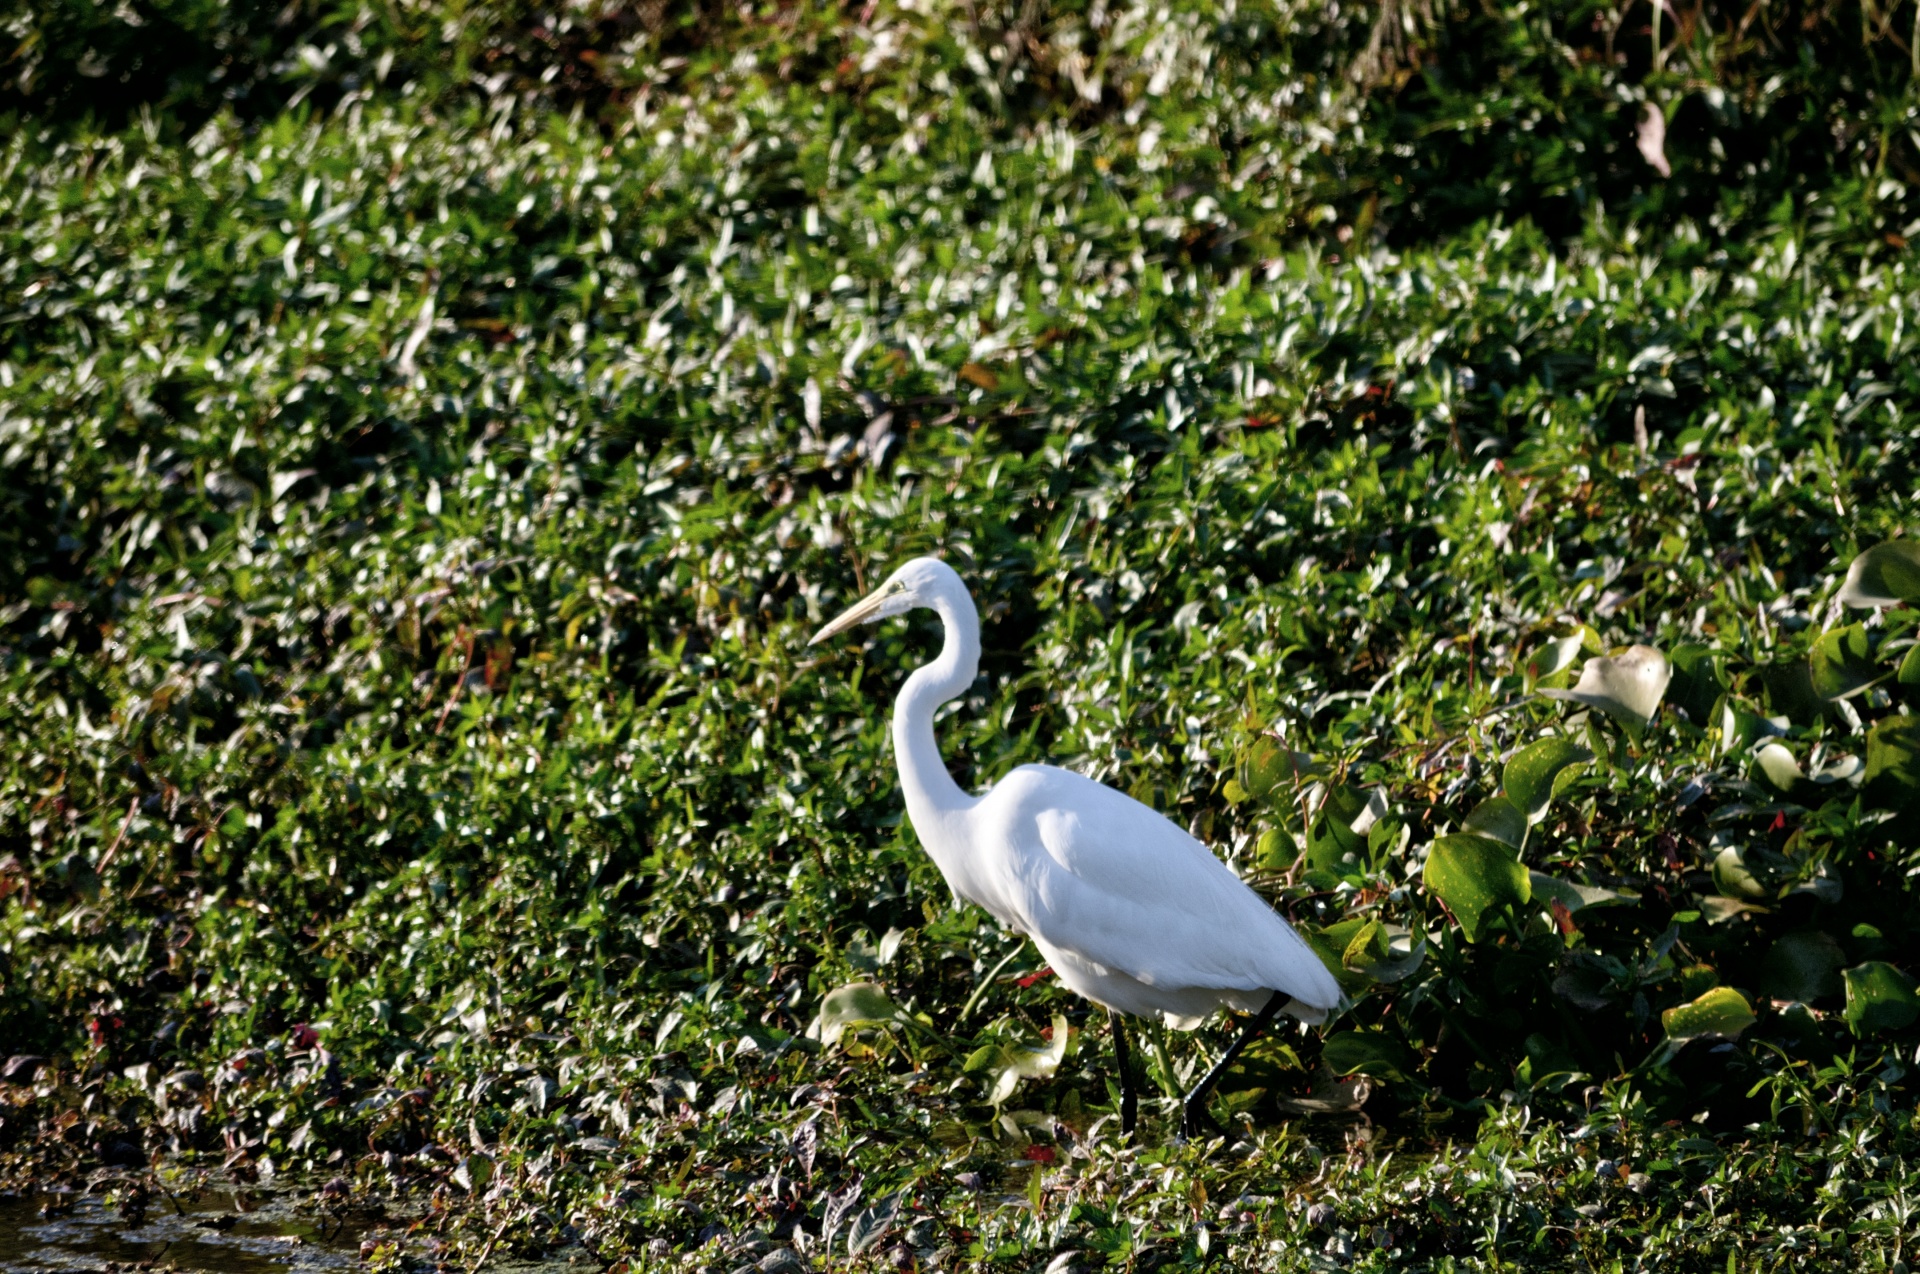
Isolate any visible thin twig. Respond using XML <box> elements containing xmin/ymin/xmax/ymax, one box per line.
<box><xmin>97</xmin><ymin>798</ymin><xmax>139</xmax><ymax>874</ymax></box>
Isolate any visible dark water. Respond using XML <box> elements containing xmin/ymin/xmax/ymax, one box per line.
<box><xmin>0</xmin><ymin>1187</ymin><xmax>361</xmax><ymax>1274</ymax></box>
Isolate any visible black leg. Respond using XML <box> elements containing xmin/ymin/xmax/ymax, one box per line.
<box><xmin>1108</xmin><ymin>1009</ymin><xmax>1138</xmax><ymax>1141</ymax></box>
<box><xmin>1180</xmin><ymin>991</ymin><xmax>1287</xmax><ymax>1141</ymax></box>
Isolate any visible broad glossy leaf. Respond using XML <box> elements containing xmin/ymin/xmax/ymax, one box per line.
<box><xmin>1753</xmin><ymin>743</ymin><xmax>1804</xmax><ymax>794</ymax></box>
<box><xmin>1424</xmin><ymin>834</ymin><xmax>1530</xmax><ymax>942</ymax></box>
<box><xmin>1836</xmin><ymin>540</ymin><xmax>1920</xmax><ymax>607</ymax></box>
<box><xmin>816</xmin><ymin>982</ymin><xmax>907</xmax><ymax>1045</ymax></box>
<box><xmin>1711</xmin><ymin>846</ymin><xmax>1768</xmax><ymax>901</ymax></box>
<box><xmin>1661</xmin><ymin>986</ymin><xmax>1755</xmax><ymax>1043</ymax></box>
<box><xmin>1321</xmin><ymin>1031</ymin><xmax>1414</xmax><ymax>1082</ymax></box>
<box><xmin>1842</xmin><ymin>962</ymin><xmax>1920</xmax><ymax>1035</ymax></box>
<box><xmin>1240</xmin><ymin>736</ymin><xmax>1318</xmax><ymax>802</ymax></box>
<box><xmin>1525</xmin><ymin>635</ymin><xmax>1585</xmax><ymax>684</ymax></box>
<box><xmin>1503</xmin><ymin>736</ymin><xmax>1591</xmax><ymax>823</ymax></box>
<box><xmin>1463</xmin><ymin>795</ymin><xmax>1526</xmax><ymax>849</ymax></box>
<box><xmin>1665</xmin><ymin>644</ymin><xmax>1726</xmax><ymax>725</ymax></box>
<box><xmin>1540</xmin><ymin>644</ymin><xmax>1671</xmax><ymax>733</ymax></box>
<box><xmin>985</xmin><ymin>1014</ymin><xmax>1070</xmax><ymax>1105</ymax></box>
<box><xmin>1808</xmin><ymin>623</ymin><xmax>1881</xmax><ymax>700</ymax></box>
<box><xmin>1864</xmin><ymin>715</ymin><xmax>1920</xmax><ymax>810</ymax></box>
<box><xmin>1529</xmin><ymin>872</ymin><xmax>1630</xmax><ymax>912</ymax></box>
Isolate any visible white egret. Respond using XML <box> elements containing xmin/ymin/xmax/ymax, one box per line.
<box><xmin>809</xmin><ymin>557</ymin><xmax>1341</xmax><ymax>1139</ymax></box>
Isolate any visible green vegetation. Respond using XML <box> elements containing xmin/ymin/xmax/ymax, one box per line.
<box><xmin>5</xmin><ymin>0</ymin><xmax>1920</xmax><ymax>1268</ymax></box>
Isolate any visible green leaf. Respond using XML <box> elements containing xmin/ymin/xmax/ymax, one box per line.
<box><xmin>816</xmin><ymin>982</ymin><xmax>908</xmax><ymax>1045</ymax></box>
<box><xmin>1661</xmin><ymin>986</ymin><xmax>1756</xmax><ymax>1043</ymax></box>
<box><xmin>985</xmin><ymin>1014</ymin><xmax>1070</xmax><ymax>1105</ymax></box>
<box><xmin>1255</xmin><ymin>826</ymin><xmax>1300</xmax><ymax>870</ymax></box>
<box><xmin>1665</xmin><ymin>644</ymin><xmax>1726</xmax><ymax>726</ymax></box>
<box><xmin>1524</xmin><ymin>634</ymin><xmax>1585</xmax><ymax>685</ymax></box>
<box><xmin>1529</xmin><ymin>872</ymin><xmax>1630</xmax><ymax>913</ymax></box>
<box><xmin>1842</xmin><ymin>962</ymin><xmax>1920</xmax><ymax>1035</ymax></box>
<box><xmin>1836</xmin><ymin>540</ymin><xmax>1920</xmax><ymax>607</ymax></box>
<box><xmin>1808</xmin><ymin>623</ymin><xmax>1882</xmax><ymax>700</ymax></box>
<box><xmin>1502</xmin><ymin>736</ymin><xmax>1592</xmax><ymax>823</ymax></box>
<box><xmin>1539</xmin><ymin>644</ymin><xmax>1672</xmax><ymax>734</ymax></box>
<box><xmin>1711</xmin><ymin>846</ymin><xmax>1768</xmax><ymax>901</ymax></box>
<box><xmin>1462</xmin><ymin>795</ymin><xmax>1526</xmax><ymax>849</ymax></box>
<box><xmin>1758</xmin><ymin>931</ymin><xmax>1845</xmax><ymax>1004</ymax></box>
<box><xmin>1753</xmin><ymin>743</ymin><xmax>1805</xmax><ymax>794</ymax></box>
<box><xmin>1424</xmin><ymin>834</ymin><xmax>1530</xmax><ymax>942</ymax></box>
<box><xmin>1864</xmin><ymin>715</ymin><xmax>1920</xmax><ymax>810</ymax></box>
<box><xmin>1760</xmin><ymin>660</ymin><xmax>1830</xmax><ymax>727</ymax></box>
<box><xmin>1307</xmin><ymin>783</ymin><xmax>1370</xmax><ymax>870</ymax></box>
<box><xmin>1321</xmin><ymin>1030</ymin><xmax>1415</xmax><ymax>1082</ymax></box>
<box><xmin>1717</xmin><ymin>699</ymin><xmax>1787</xmax><ymax>757</ymax></box>
<box><xmin>1240</xmin><ymin>736</ymin><xmax>1319</xmax><ymax>802</ymax></box>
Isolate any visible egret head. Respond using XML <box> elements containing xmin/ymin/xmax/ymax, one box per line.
<box><xmin>808</xmin><ymin>557</ymin><xmax>963</xmax><ymax>646</ymax></box>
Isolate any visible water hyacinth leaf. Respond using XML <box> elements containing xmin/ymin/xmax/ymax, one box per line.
<box><xmin>1529</xmin><ymin>872</ymin><xmax>1629</xmax><ymax>913</ymax></box>
<box><xmin>1239</xmin><ymin>736</ymin><xmax>1319</xmax><ymax>802</ymax></box>
<box><xmin>1321</xmin><ymin>1031</ymin><xmax>1415</xmax><ymax>1082</ymax></box>
<box><xmin>1807</xmin><ymin>753</ymin><xmax>1862</xmax><ymax>787</ymax></box>
<box><xmin>1352</xmin><ymin>928</ymin><xmax>1427</xmax><ymax>984</ymax></box>
<box><xmin>1899</xmin><ymin>642</ymin><xmax>1920</xmax><ymax>688</ymax></box>
<box><xmin>1503</xmin><ymin>736</ymin><xmax>1592</xmax><ymax>823</ymax></box>
<box><xmin>1843</xmin><ymin>963</ymin><xmax>1920</xmax><ymax>1034</ymax></box>
<box><xmin>1525</xmin><ymin>634</ymin><xmax>1586</xmax><ymax>685</ymax></box>
<box><xmin>1540</xmin><ymin>645</ymin><xmax>1672</xmax><ymax>734</ymax></box>
<box><xmin>1307</xmin><ymin>784</ymin><xmax>1371</xmax><ymax>870</ymax></box>
<box><xmin>1255</xmin><ymin>826</ymin><xmax>1300</xmax><ymax>870</ymax></box>
<box><xmin>1462</xmin><ymin>795</ymin><xmax>1527</xmax><ymax>849</ymax></box>
<box><xmin>1760</xmin><ymin>661</ymin><xmax>1830</xmax><ymax>727</ymax></box>
<box><xmin>1712</xmin><ymin>846</ymin><xmax>1768</xmax><ymax>901</ymax></box>
<box><xmin>1758</xmin><ymin>931</ymin><xmax>1845</xmax><ymax>1003</ymax></box>
<box><xmin>1666</xmin><ymin>644</ymin><xmax>1726</xmax><ymax>725</ymax></box>
<box><xmin>1836</xmin><ymin>541</ymin><xmax>1920</xmax><ymax>607</ymax></box>
<box><xmin>815</xmin><ymin>983</ymin><xmax>908</xmax><ymax>1046</ymax></box>
<box><xmin>1808</xmin><ymin>624</ymin><xmax>1882</xmax><ymax>700</ymax></box>
<box><xmin>1753</xmin><ymin>743</ymin><xmax>1805</xmax><ymax>794</ymax></box>
<box><xmin>986</xmin><ymin>1014</ymin><xmax>1070</xmax><ymax>1105</ymax></box>
<box><xmin>1424</xmin><ymin>834</ymin><xmax>1530</xmax><ymax>942</ymax></box>
<box><xmin>1718</xmin><ymin>700</ymin><xmax>1788</xmax><ymax>757</ymax></box>
<box><xmin>1864</xmin><ymin>715</ymin><xmax>1920</xmax><ymax>810</ymax></box>
<box><xmin>1661</xmin><ymin>986</ymin><xmax>1756</xmax><ymax>1043</ymax></box>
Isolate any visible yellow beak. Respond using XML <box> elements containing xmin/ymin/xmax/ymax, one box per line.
<box><xmin>808</xmin><ymin>585</ymin><xmax>898</xmax><ymax>646</ymax></box>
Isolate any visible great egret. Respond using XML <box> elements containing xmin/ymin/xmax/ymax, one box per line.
<box><xmin>809</xmin><ymin>557</ymin><xmax>1341</xmax><ymax>1139</ymax></box>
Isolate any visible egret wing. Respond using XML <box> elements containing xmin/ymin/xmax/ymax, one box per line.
<box><xmin>984</xmin><ymin>765</ymin><xmax>1340</xmax><ymax>1009</ymax></box>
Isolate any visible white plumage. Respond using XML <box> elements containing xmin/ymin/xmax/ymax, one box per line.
<box><xmin>810</xmin><ymin>557</ymin><xmax>1340</xmax><ymax>1138</ymax></box>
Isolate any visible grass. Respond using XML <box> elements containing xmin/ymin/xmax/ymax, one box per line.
<box><xmin>3</xmin><ymin>0</ymin><xmax>1920</xmax><ymax>1269</ymax></box>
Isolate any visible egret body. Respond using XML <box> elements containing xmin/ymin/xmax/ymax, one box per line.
<box><xmin>810</xmin><ymin>558</ymin><xmax>1340</xmax><ymax>1139</ymax></box>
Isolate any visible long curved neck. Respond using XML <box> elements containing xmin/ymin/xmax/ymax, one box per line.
<box><xmin>892</xmin><ymin>590</ymin><xmax>980</xmax><ymax>827</ymax></box>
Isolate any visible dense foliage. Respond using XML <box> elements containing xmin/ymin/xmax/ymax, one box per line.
<box><xmin>4</xmin><ymin>0</ymin><xmax>1920</xmax><ymax>1269</ymax></box>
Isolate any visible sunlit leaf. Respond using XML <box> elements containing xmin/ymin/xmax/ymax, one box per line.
<box><xmin>1321</xmin><ymin>1031</ymin><xmax>1415</xmax><ymax>1082</ymax></box>
<box><xmin>1842</xmin><ymin>962</ymin><xmax>1920</xmax><ymax>1035</ymax></box>
<box><xmin>1463</xmin><ymin>795</ymin><xmax>1526</xmax><ymax>849</ymax></box>
<box><xmin>1808</xmin><ymin>624</ymin><xmax>1883</xmax><ymax>700</ymax></box>
<box><xmin>1540</xmin><ymin>645</ymin><xmax>1672</xmax><ymax>734</ymax></box>
<box><xmin>1502</xmin><ymin>736</ymin><xmax>1592</xmax><ymax>823</ymax></box>
<box><xmin>1836</xmin><ymin>541</ymin><xmax>1920</xmax><ymax>607</ymax></box>
<box><xmin>1661</xmin><ymin>986</ymin><xmax>1755</xmax><ymax>1043</ymax></box>
<box><xmin>1424</xmin><ymin>834</ymin><xmax>1530</xmax><ymax>942</ymax></box>
<box><xmin>815</xmin><ymin>983</ymin><xmax>908</xmax><ymax>1046</ymax></box>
